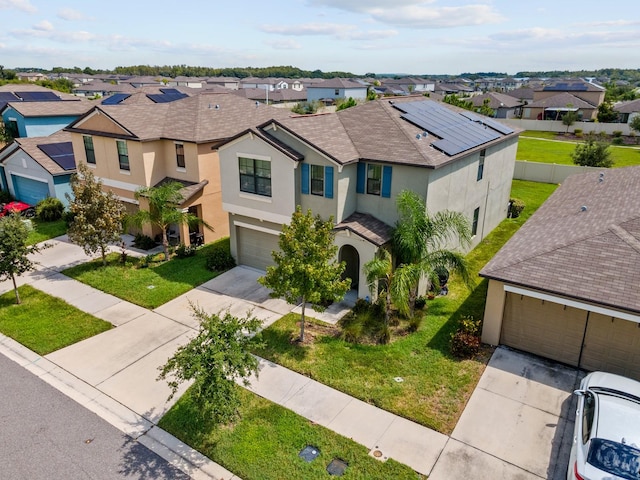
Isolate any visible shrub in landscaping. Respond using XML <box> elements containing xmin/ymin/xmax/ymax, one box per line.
<box><xmin>450</xmin><ymin>315</ymin><xmax>482</xmax><ymax>359</ymax></box>
<box><xmin>573</xmin><ymin>128</ymin><xmax>583</xmax><ymax>136</ymax></box>
<box><xmin>407</xmin><ymin>315</ymin><xmax>424</xmax><ymax>333</ymax></box>
<box><xmin>508</xmin><ymin>198</ymin><xmax>525</xmax><ymax>218</ymax></box>
<box><xmin>612</xmin><ymin>130</ymin><xmax>623</xmax><ymax>138</ymax></box>
<box><xmin>175</xmin><ymin>243</ymin><xmax>197</xmax><ymax>258</ymax></box>
<box><xmin>339</xmin><ymin>312</ymin><xmax>365</xmax><ymax>343</ymax></box>
<box><xmin>414</xmin><ymin>295</ymin><xmax>427</xmax><ymax>310</ymax></box>
<box><xmin>611</xmin><ymin>137</ymin><xmax>624</xmax><ymax>145</ymax></box>
<box><xmin>132</xmin><ymin>233</ymin><xmax>157</xmax><ymax>250</ymax></box>
<box><xmin>205</xmin><ymin>244</ymin><xmax>236</xmax><ymax>271</ymax></box>
<box><xmin>35</xmin><ymin>197</ymin><xmax>64</xmax><ymax>221</ymax></box>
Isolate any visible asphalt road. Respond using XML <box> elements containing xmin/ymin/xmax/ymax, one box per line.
<box><xmin>0</xmin><ymin>353</ymin><xmax>191</xmax><ymax>480</ymax></box>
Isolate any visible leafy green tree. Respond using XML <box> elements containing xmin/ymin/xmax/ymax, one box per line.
<box><xmin>391</xmin><ymin>190</ymin><xmax>472</xmax><ymax>316</ymax></box>
<box><xmin>562</xmin><ymin>110</ymin><xmax>579</xmax><ymax>133</ymax></box>
<box><xmin>0</xmin><ymin>214</ymin><xmax>48</xmax><ymax>304</ymax></box>
<box><xmin>67</xmin><ymin>164</ymin><xmax>126</xmax><ymax>266</ymax></box>
<box><xmin>336</xmin><ymin>97</ymin><xmax>357</xmax><ymax>111</ymax></box>
<box><xmin>629</xmin><ymin>115</ymin><xmax>640</xmax><ymax>140</ymax></box>
<box><xmin>476</xmin><ymin>98</ymin><xmax>495</xmax><ymax>117</ymax></box>
<box><xmin>259</xmin><ymin>207</ymin><xmax>350</xmax><ymax>342</ymax></box>
<box><xmin>129</xmin><ymin>182</ymin><xmax>211</xmax><ymax>261</ymax></box>
<box><xmin>571</xmin><ymin>134</ymin><xmax>613</xmax><ymax>167</ymax></box>
<box><xmin>158</xmin><ymin>305</ymin><xmax>263</xmax><ymax>425</ymax></box>
<box><xmin>596</xmin><ymin>101</ymin><xmax>619</xmax><ymax>123</ymax></box>
<box><xmin>291</xmin><ymin>101</ymin><xmax>319</xmax><ymax>115</ymax></box>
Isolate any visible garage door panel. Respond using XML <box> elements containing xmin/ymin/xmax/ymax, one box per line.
<box><xmin>237</xmin><ymin>227</ymin><xmax>280</xmax><ymax>271</ymax></box>
<box><xmin>501</xmin><ymin>293</ymin><xmax>586</xmax><ymax>366</ymax></box>
<box><xmin>581</xmin><ymin>313</ymin><xmax>640</xmax><ymax>381</ymax></box>
<box><xmin>13</xmin><ymin>175</ymin><xmax>49</xmax><ymax>206</ymax></box>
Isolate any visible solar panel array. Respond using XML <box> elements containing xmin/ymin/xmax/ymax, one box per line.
<box><xmin>38</xmin><ymin>141</ymin><xmax>75</xmax><ymax>171</ymax></box>
<box><xmin>15</xmin><ymin>91</ymin><xmax>61</xmax><ymax>101</ymax></box>
<box><xmin>146</xmin><ymin>92</ymin><xmax>188</xmax><ymax>103</ymax></box>
<box><xmin>393</xmin><ymin>101</ymin><xmax>510</xmax><ymax>156</ymax></box>
<box><xmin>458</xmin><ymin>110</ymin><xmax>514</xmax><ymax>135</ymax></box>
<box><xmin>160</xmin><ymin>88</ymin><xmax>182</xmax><ymax>95</ymax></box>
<box><xmin>101</xmin><ymin>93</ymin><xmax>131</xmax><ymax>105</ymax></box>
<box><xmin>542</xmin><ymin>83</ymin><xmax>588</xmax><ymax>91</ymax></box>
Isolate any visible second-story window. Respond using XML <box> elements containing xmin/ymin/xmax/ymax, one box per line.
<box><xmin>367</xmin><ymin>164</ymin><xmax>382</xmax><ymax>195</ymax></box>
<box><xmin>175</xmin><ymin>143</ymin><xmax>185</xmax><ymax>169</ymax></box>
<box><xmin>239</xmin><ymin>157</ymin><xmax>271</xmax><ymax>197</ymax></box>
<box><xmin>477</xmin><ymin>149</ymin><xmax>486</xmax><ymax>181</ymax></box>
<box><xmin>83</xmin><ymin>135</ymin><xmax>96</xmax><ymax>164</ymax></box>
<box><xmin>472</xmin><ymin>207</ymin><xmax>480</xmax><ymax>236</ymax></box>
<box><xmin>116</xmin><ymin>140</ymin><xmax>129</xmax><ymax>171</ymax></box>
<box><xmin>311</xmin><ymin>165</ymin><xmax>324</xmax><ymax>195</ymax></box>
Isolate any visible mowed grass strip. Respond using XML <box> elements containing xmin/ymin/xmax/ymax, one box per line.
<box><xmin>63</xmin><ymin>238</ymin><xmax>229</xmax><ymax>309</ymax></box>
<box><xmin>0</xmin><ymin>285</ymin><xmax>112</xmax><ymax>355</ymax></box>
<box><xmin>254</xmin><ymin>180</ymin><xmax>558</xmax><ymax>434</ymax></box>
<box><xmin>159</xmin><ymin>387</ymin><xmax>423</xmax><ymax>480</ymax></box>
<box><xmin>517</xmin><ymin>136</ymin><xmax>640</xmax><ymax>167</ymax></box>
<box><xmin>26</xmin><ymin>218</ymin><xmax>67</xmax><ymax>245</ymax></box>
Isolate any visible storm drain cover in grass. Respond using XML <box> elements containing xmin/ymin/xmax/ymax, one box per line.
<box><xmin>299</xmin><ymin>445</ymin><xmax>320</xmax><ymax>462</ymax></box>
<box><xmin>327</xmin><ymin>458</ymin><xmax>348</xmax><ymax>476</ymax></box>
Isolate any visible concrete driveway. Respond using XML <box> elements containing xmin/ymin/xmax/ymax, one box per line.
<box><xmin>430</xmin><ymin>346</ymin><xmax>584</xmax><ymax>480</ymax></box>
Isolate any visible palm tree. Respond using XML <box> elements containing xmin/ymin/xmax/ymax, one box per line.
<box><xmin>129</xmin><ymin>182</ymin><xmax>211</xmax><ymax>261</ymax></box>
<box><xmin>392</xmin><ymin>190</ymin><xmax>472</xmax><ymax>317</ymax></box>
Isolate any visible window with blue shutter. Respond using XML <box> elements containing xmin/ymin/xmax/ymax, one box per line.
<box><xmin>381</xmin><ymin>166</ymin><xmax>392</xmax><ymax>198</ymax></box>
<box><xmin>325</xmin><ymin>166</ymin><xmax>334</xmax><ymax>199</ymax></box>
<box><xmin>356</xmin><ymin>163</ymin><xmax>366</xmax><ymax>194</ymax></box>
<box><xmin>301</xmin><ymin>163</ymin><xmax>309</xmax><ymax>195</ymax></box>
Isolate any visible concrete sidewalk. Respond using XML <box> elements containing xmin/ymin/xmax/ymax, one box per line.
<box><xmin>1</xmin><ymin>235</ymin><xmax>449</xmax><ymax>477</ymax></box>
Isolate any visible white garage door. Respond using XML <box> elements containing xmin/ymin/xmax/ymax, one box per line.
<box><xmin>13</xmin><ymin>175</ymin><xmax>49</xmax><ymax>206</ymax></box>
<box><xmin>502</xmin><ymin>293</ymin><xmax>640</xmax><ymax>380</ymax></box>
<box><xmin>236</xmin><ymin>226</ymin><xmax>280</xmax><ymax>271</ymax></box>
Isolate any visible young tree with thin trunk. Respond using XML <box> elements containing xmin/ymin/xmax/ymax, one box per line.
<box><xmin>259</xmin><ymin>207</ymin><xmax>350</xmax><ymax>342</ymax></box>
<box><xmin>0</xmin><ymin>214</ymin><xmax>48</xmax><ymax>304</ymax></box>
<box><xmin>67</xmin><ymin>164</ymin><xmax>126</xmax><ymax>266</ymax></box>
<box><xmin>158</xmin><ymin>304</ymin><xmax>263</xmax><ymax>425</ymax></box>
<box><xmin>129</xmin><ymin>182</ymin><xmax>212</xmax><ymax>261</ymax></box>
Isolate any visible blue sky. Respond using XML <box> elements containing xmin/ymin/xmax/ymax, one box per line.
<box><xmin>1</xmin><ymin>0</ymin><xmax>638</xmax><ymax>75</ymax></box>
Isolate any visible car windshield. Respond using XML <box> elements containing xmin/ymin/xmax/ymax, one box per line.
<box><xmin>587</xmin><ymin>438</ymin><xmax>640</xmax><ymax>480</ymax></box>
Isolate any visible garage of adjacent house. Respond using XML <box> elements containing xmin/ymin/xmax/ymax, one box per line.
<box><xmin>12</xmin><ymin>174</ymin><xmax>50</xmax><ymax>205</ymax></box>
<box><xmin>235</xmin><ymin>225</ymin><xmax>280</xmax><ymax>271</ymax></box>
<box><xmin>500</xmin><ymin>291</ymin><xmax>640</xmax><ymax>380</ymax></box>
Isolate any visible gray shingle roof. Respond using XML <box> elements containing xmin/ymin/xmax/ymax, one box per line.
<box><xmin>481</xmin><ymin>167</ymin><xmax>640</xmax><ymax>314</ymax></box>
<box><xmin>0</xmin><ymin>131</ymin><xmax>75</xmax><ymax>176</ymax></box>
<box><xmin>615</xmin><ymin>98</ymin><xmax>640</xmax><ymax>114</ymax></box>
<box><xmin>334</xmin><ymin>212</ymin><xmax>393</xmax><ymax>246</ymax></box>
<box><xmin>527</xmin><ymin>92</ymin><xmax>596</xmax><ymax>109</ymax></box>
<box><xmin>4</xmin><ymin>99</ymin><xmax>91</xmax><ymax>117</ymax></box>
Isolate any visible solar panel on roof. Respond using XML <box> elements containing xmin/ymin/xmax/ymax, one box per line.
<box><xmin>394</xmin><ymin>101</ymin><xmax>502</xmax><ymax>156</ymax></box>
<box><xmin>458</xmin><ymin>110</ymin><xmax>514</xmax><ymax>135</ymax></box>
<box><xmin>38</xmin><ymin>141</ymin><xmax>75</xmax><ymax>171</ymax></box>
<box><xmin>543</xmin><ymin>83</ymin><xmax>588</xmax><ymax>91</ymax></box>
<box><xmin>16</xmin><ymin>91</ymin><xmax>61</xmax><ymax>101</ymax></box>
<box><xmin>160</xmin><ymin>88</ymin><xmax>181</xmax><ymax>95</ymax></box>
<box><xmin>101</xmin><ymin>93</ymin><xmax>131</xmax><ymax>105</ymax></box>
<box><xmin>147</xmin><ymin>92</ymin><xmax>188</xmax><ymax>103</ymax></box>
<box><xmin>0</xmin><ymin>92</ymin><xmax>19</xmax><ymax>102</ymax></box>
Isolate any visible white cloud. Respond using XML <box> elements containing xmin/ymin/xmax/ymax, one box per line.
<box><xmin>33</xmin><ymin>20</ymin><xmax>53</xmax><ymax>31</ymax></box>
<box><xmin>12</xmin><ymin>27</ymin><xmax>96</xmax><ymax>43</ymax></box>
<box><xmin>261</xmin><ymin>23</ymin><xmax>353</xmax><ymax>36</ymax></box>
<box><xmin>0</xmin><ymin>0</ymin><xmax>36</xmax><ymax>13</ymax></box>
<box><xmin>309</xmin><ymin>0</ymin><xmax>434</xmax><ymax>13</ymax></box>
<box><xmin>368</xmin><ymin>4</ymin><xmax>505</xmax><ymax>28</ymax></box>
<box><xmin>57</xmin><ymin>7</ymin><xmax>92</xmax><ymax>21</ymax></box>
<box><xmin>265</xmin><ymin>38</ymin><xmax>302</xmax><ymax>50</ymax></box>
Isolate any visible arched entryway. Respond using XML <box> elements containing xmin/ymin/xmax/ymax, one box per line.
<box><xmin>339</xmin><ymin>245</ymin><xmax>359</xmax><ymax>290</ymax></box>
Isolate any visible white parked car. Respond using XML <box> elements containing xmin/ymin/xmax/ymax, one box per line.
<box><xmin>568</xmin><ymin>371</ymin><xmax>640</xmax><ymax>479</ymax></box>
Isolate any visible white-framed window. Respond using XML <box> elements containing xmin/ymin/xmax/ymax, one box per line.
<box><xmin>175</xmin><ymin>143</ymin><xmax>185</xmax><ymax>169</ymax></box>
<box><xmin>83</xmin><ymin>135</ymin><xmax>96</xmax><ymax>164</ymax></box>
<box><xmin>116</xmin><ymin>140</ymin><xmax>129</xmax><ymax>171</ymax></box>
<box><xmin>239</xmin><ymin>157</ymin><xmax>271</xmax><ymax>197</ymax></box>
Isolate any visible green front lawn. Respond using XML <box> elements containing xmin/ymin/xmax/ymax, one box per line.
<box><xmin>254</xmin><ymin>180</ymin><xmax>559</xmax><ymax>435</ymax></box>
<box><xmin>27</xmin><ymin>218</ymin><xmax>67</xmax><ymax>245</ymax></box>
<box><xmin>517</xmin><ymin>136</ymin><xmax>640</xmax><ymax>167</ymax></box>
<box><xmin>159</xmin><ymin>387</ymin><xmax>422</xmax><ymax>480</ymax></box>
<box><xmin>62</xmin><ymin>238</ymin><xmax>230</xmax><ymax>309</ymax></box>
<box><xmin>0</xmin><ymin>285</ymin><xmax>112</xmax><ymax>355</ymax></box>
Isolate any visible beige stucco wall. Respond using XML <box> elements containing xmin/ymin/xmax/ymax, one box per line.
<box><xmin>334</xmin><ymin>230</ymin><xmax>379</xmax><ymax>299</ymax></box>
<box><xmin>481</xmin><ymin>279</ymin><xmax>507</xmax><ymax>345</ymax></box>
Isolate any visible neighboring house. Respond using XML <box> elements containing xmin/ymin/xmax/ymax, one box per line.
<box><xmin>532</xmin><ymin>80</ymin><xmax>605</xmax><ymax>109</ymax></box>
<box><xmin>205</xmin><ymin>77</ymin><xmax>240</xmax><ymax>90</ymax></box>
<box><xmin>73</xmin><ymin>81</ymin><xmax>135</xmax><ymax>98</ymax></box>
<box><xmin>380</xmin><ymin>77</ymin><xmax>435</xmax><ymax>94</ymax></box>
<box><xmin>521</xmin><ymin>92</ymin><xmax>597</xmax><ymax>121</ymax></box>
<box><xmin>469</xmin><ymin>92</ymin><xmax>522</xmax><ymax>119</ymax></box>
<box><xmin>165</xmin><ymin>76</ymin><xmax>205</xmax><ymax>88</ymax></box>
<box><xmin>614</xmin><ymin>98</ymin><xmax>640</xmax><ymax>124</ymax></box>
<box><xmin>240</xmin><ymin>77</ymin><xmax>287</xmax><ymax>91</ymax></box>
<box><xmin>1</xmin><ymin>98</ymin><xmax>92</xmax><ymax>139</ymax></box>
<box><xmin>15</xmin><ymin>72</ymin><xmax>46</xmax><ymax>82</ymax></box>
<box><xmin>64</xmin><ymin>91</ymin><xmax>291</xmax><ymax>246</ymax></box>
<box><xmin>0</xmin><ymin>130</ymin><xmax>76</xmax><ymax>206</ymax></box>
<box><xmin>231</xmin><ymin>88</ymin><xmax>306</xmax><ymax>105</ymax></box>
<box><xmin>217</xmin><ymin>98</ymin><xmax>519</xmax><ymax>299</ymax></box>
<box><xmin>306</xmin><ymin>78</ymin><xmax>368</xmax><ymax>103</ymax></box>
<box><xmin>505</xmin><ymin>87</ymin><xmax>535</xmax><ymax>104</ymax></box>
<box><xmin>481</xmin><ymin>167</ymin><xmax>640</xmax><ymax>380</ymax></box>
<box><xmin>433</xmin><ymin>83</ymin><xmax>475</xmax><ymax>95</ymax></box>
<box><xmin>100</xmin><ymin>87</ymin><xmax>192</xmax><ymax>106</ymax></box>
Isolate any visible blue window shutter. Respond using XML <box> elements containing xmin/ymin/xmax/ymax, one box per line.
<box><xmin>301</xmin><ymin>163</ymin><xmax>309</xmax><ymax>195</ymax></box>
<box><xmin>381</xmin><ymin>166</ymin><xmax>392</xmax><ymax>198</ymax></box>
<box><xmin>325</xmin><ymin>166</ymin><xmax>334</xmax><ymax>198</ymax></box>
<box><xmin>356</xmin><ymin>163</ymin><xmax>365</xmax><ymax>194</ymax></box>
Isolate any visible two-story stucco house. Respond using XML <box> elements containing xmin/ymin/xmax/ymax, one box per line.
<box><xmin>218</xmin><ymin>98</ymin><xmax>519</xmax><ymax>299</ymax></box>
<box><xmin>306</xmin><ymin>78</ymin><xmax>369</xmax><ymax>103</ymax></box>
<box><xmin>64</xmin><ymin>91</ymin><xmax>291</xmax><ymax>246</ymax></box>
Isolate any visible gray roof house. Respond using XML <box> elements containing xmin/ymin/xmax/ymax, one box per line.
<box><xmin>469</xmin><ymin>92</ymin><xmax>523</xmax><ymax>119</ymax></box>
<box><xmin>217</xmin><ymin>97</ymin><xmax>520</xmax><ymax>299</ymax></box>
<box><xmin>306</xmin><ymin>78</ymin><xmax>369</xmax><ymax>103</ymax></box>
<box><xmin>614</xmin><ymin>98</ymin><xmax>640</xmax><ymax>124</ymax></box>
<box><xmin>481</xmin><ymin>167</ymin><xmax>640</xmax><ymax>380</ymax></box>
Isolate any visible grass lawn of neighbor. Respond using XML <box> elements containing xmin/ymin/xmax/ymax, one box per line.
<box><xmin>253</xmin><ymin>180</ymin><xmax>558</xmax><ymax>435</ymax></box>
<box><xmin>63</xmin><ymin>238</ymin><xmax>230</xmax><ymax>309</ymax></box>
<box><xmin>0</xmin><ymin>285</ymin><xmax>112</xmax><ymax>355</ymax></box>
<box><xmin>26</xmin><ymin>218</ymin><xmax>67</xmax><ymax>245</ymax></box>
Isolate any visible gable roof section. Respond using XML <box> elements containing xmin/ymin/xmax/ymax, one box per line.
<box><xmin>334</xmin><ymin>212</ymin><xmax>393</xmax><ymax>247</ymax></box>
<box><xmin>615</xmin><ymin>98</ymin><xmax>640</xmax><ymax>114</ymax></box>
<box><xmin>528</xmin><ymin>92</ymin><xmax>596</xmax><ymax>109</ymax></box>
<box><xmin>470</xmin><ymin>92</ymin><xmax>522</xmax><ymax>109</ymax></box>
<box><xmin>481</xmin><ymin>167</ymin><xmax>640</xmax><ymax>314</ymax></box>
<box><xmin>308</xmin><ymin>78</ymin><xmax>364</xmax><ymax>89</ymax></box>
<box><xmin>3</xmin><ymin>99</ymin><xmax>91</xmax><ymax>117</ymax></box>
<box><xmin>0</xmin><ymin>130</ymin><xmax>75</xmax><ymax>175</ymax></box>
